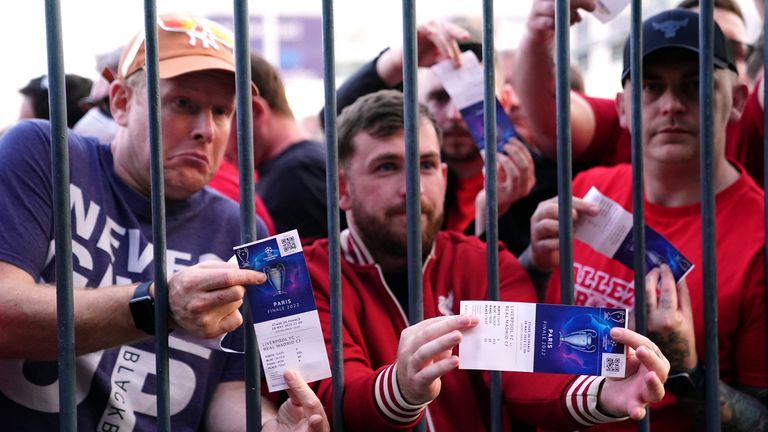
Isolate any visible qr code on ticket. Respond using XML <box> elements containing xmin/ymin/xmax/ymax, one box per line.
<box><xmin>278</xmin><ymin>233</ymin><xmax>300</xmax><ymax>255</ymax></box>
<box><xmin>602</xmin><ymin>353</ymin><xmax>625</xmax><ymax>377</ymax></box>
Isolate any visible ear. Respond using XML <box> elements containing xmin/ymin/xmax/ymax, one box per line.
<box><xmin>109</xmin><ymin>80</ymin><xmax>131</xmax><ymax>127</ymax></box>
<box><xmin>498</xmin><ymin>83</ymin><xmax>514</xmax><ymax>112</ymax></box>
<box><xmin>728</xmin><ymin>81</ymin><xmax>749</xmax><ymax>122</ymax></box>
<box><xmin>615</xmin><ymin>91</ymin><xmax>629</xmax><ymax>130</ymax></box>
<box><xmin>338</xmin><ymin>167</ymin><xmax>352</xmax><ymax>211</ymax></box>
<box><xmin>251</xmin><ymin>95</ymin><xmax>270</xmax><ymax>124</ymax></box>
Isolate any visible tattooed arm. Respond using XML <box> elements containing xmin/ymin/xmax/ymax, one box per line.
<box><xmin>675</xmin><ymin>382</ymin><xmax>768</xmax><ymax>431</ymax></box>
<box><xmin>646</xmin><ymin>266</ymin><xmax>768</xmax><ymax>431</ymax></box>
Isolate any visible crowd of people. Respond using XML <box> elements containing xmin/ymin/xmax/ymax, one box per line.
<box><xmin>0</xmin><ymin>0</ymin><xmax>765</xmax><ymax>430</ymax></box>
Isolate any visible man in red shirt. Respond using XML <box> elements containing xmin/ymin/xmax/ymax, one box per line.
<box><xmin>306</xmin><ymin>89</ymin><xmax>669</xmax><ymax>431</ymax></box>
<box><xmin>529</xmin><ymin>10</ymin><xmax>768</xmax><ymax>430</ymax></box>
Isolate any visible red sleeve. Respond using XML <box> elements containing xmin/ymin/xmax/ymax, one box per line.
<box><xmin>726</xmin><ymin>84</ymin><xmax>765</xmax><ymax>185</ymax></box>
<box><xmin>578</xmin><ymin>94</ymin><xmax>631</xmax><ymax>169</ymax></box>
<box><xmin>735</xmin><ymin>250</ymin><xmax>768</xmax><ymax>388</ymax></box>
<box><xmin>208</xmin><ymin>160</ymin><xmax>276</xmax><ymax>235</ymax></box>
<box><xmin>306</xmin><ymin>248</ymin><xmax>424</xmax><ymax>431</ymax></box>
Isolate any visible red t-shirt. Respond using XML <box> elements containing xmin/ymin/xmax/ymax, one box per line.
<box><xmin>443</xmin><ymin>172</ymin><xmax>484</xmax><ymax>233</ymax></box>
<box><xmin>208</xmin><ymin>159</ymin><xmax>276</xmax><ymax>235</ymax></box>
<box><xmin>546</xmin><ymin>164</ymin><xmax>768</xmax><ymax>431</ymax></box>
<box><xmin>725</xmin><ymin>82</ymin><xmax>765</xmax><ymax>185</ymax></box>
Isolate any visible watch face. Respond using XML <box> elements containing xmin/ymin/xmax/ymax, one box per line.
<box><xmin>130</xmin><ymin>295</ymin><xmax>155</xmax><ymax>335</ymax></box>
<box><xmin>665</xmin><ymin>373</ymin><xmax>695</xmax><ymax>396</ymax></box>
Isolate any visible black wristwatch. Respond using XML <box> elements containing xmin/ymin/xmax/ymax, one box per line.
<box><xmin>129</xmin><ymin>281</ymin><xmax>155</xmax><ymax>335</ymax></box>
<box><xmin>665</xmin><ymin>363</ymin><xmax>704</xmax><ymax>396</ymax></box>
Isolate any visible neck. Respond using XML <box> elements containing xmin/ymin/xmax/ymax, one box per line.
<box><xmin>447</xmin><ymin>152</ymin><xmax>484</xmax><ymax>179</ymax></box>
<box><xmin>259</xmin><ymin>116</ymin><xmax>308</xmax><ymax>167</ymax></box>
<box><xmin>644</xmin><ymin>156</ymin><xmax>739</xmax><ymax>207</ymax></box>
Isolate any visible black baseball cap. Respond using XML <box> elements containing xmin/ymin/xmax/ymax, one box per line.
<box><xmin>621</xmin><ymin>9</ymin><xmax>737</xmax><ymax>83</ymax></box>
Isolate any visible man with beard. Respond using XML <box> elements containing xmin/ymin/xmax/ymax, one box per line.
<box><xmin>529</xmin><ymin>10</ymin><xmax>768</xmax><ymax>430</ymax></box>
<box><xmin>320</xmin><ymin>20</ymin><xmax>541</xmax><ymax>256</ymax></box>
<box><xmin>305</xmin><ymin>90</ymin><xmax>670</xmax><ymax>431</ymax></box>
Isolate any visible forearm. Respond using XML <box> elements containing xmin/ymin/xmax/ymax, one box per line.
<box><xmin>318</xmin><ymin>50</ymin><xmax>396</xmax><ymax>127</ymax></box>
<box><xmin>677</xmin><ymin>381</ymin><xmax>768</xmax><ymax>431</ymax></box>
<box><xmin>0</xmin><ymin>264</ymin><xmax>146</xmax><ymax>359</ymax></box>
<box><xmin>513</xmin><ymin>31</ymin><xmax>559</xmax><ymax>160</ymax></box>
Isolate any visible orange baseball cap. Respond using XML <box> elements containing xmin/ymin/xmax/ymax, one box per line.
<box><xmin>112</xmin><ymin>14</ymin><xmax>257</xmax><ymax>94</ymax></box>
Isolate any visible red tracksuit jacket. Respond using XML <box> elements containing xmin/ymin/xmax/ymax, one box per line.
<box><xmin>306</xmin><ymin>229</ymin><xmax>618</xmax><ymax>431</ymax></box>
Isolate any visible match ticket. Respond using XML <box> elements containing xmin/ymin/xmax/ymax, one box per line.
<box><xmin>592</xmin><ymin>0</ymin><xmax>631</xmax><ymax>23</ymax></box>
<box><xmin>431</xmin><ymin>50</ymin><xmax>521</xmax><ymax>153</ymax></box>
<box><xmin>459</xmin><ymin>301</ymin><xmax>627</xmax><ymax>377</ymax></box>
<box><xmin>234</xmin><ymin>230</ymin><xmax>331</xmax><ymax>391</ymax></box>
<box><xmin>574</xmin><ymin>186</ymin><xmax>695</xmax><ymax>283</ymax></box>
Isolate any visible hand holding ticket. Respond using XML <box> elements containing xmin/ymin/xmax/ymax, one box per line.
<box><xmin>431</xmin><ymin>51</ymin><xmax>522</xmax><ymax>153</ymax></box>
<box><xmin>574</xmin><ymin>187</ymin><xmax>694</xmax><ymax>283</ymax></box>
<box><xmin>459</xmin><ymin>301</ymin><xmax>628</xmax><ymax>377</ymax></box>
<box><xmin>234</xmin><ymin>230</ymin><xmax>331</xmax><ymax>391</ymax></box>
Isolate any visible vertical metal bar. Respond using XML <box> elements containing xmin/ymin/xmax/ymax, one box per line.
<box><xmin>555</xmin><ymin>0</ymin><xmax>574</xmax><ymax>304</ymax></box>
<box><xmin>698</xmin><ymin>2</ymin><xmax>720</xmax><ymax>429</ymax></box>
<box><xmin>321</xmin><ymin>0</ymin><xmax>345</xmax><ymax>430</ymax></box>
<box><xmin>402</xmin><ymin>1</ymin><xmax>425</xmax><ymax>431</ymax></box>
<box><xmin>43</xmin><ymin>1</ymin><xmax>76</xmax><ymax>429</ymax></box>
<box><xmin>232</xmin><ymin>1</ymin><xmax>261</xmax><ymax>430</ymax></box>
<box><xmin>629</xmin><ymin>1</ymin><xmax>649</xmax><ymax>431</ymax></box>
<box><xmin>402</xmin><ymin>0</ymin><xmax>423</xmax><ymax>325</ymax></box>
<box><xmin>141</xmin><ymin>3</ymin><xmax>171</xmax><ymax>431</ymax></box>
<box><xmin>480</xmin><ymin>2</ymin><xmax>502</xmax><ymax>431</ymax></box>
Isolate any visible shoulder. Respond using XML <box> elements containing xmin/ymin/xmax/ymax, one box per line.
<box><xmin>303</xmin><ymin>238</ymin><xmax>330</xmax><ymax>264</ymax></box>
<box><xmin>274</xmin><ymin>141</ymin><xmax>326</xmax><ymax>168</ymax></box>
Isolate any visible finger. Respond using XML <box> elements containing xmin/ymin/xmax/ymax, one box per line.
<box><xmin>638</xmin><ymin>344</ymin><xmax>670</xmax><ymax>380</ymax></box>
<box><xmin>531</xmin><ymin>218</ymin><xmax>560</xmax><ymax>241</ymax></box>
<box><xmin>411</xmin><ymin>330</ymin><xmax>463</xmax><ymax>367</ymax></box>
<box><xmin>657</xmin><ymin>264</ymin><xmax>678</xmax><ymax>312</ymax></box>
<box><xmin>216</xmin><ymin>306</ymin><xmax>245</xmax><ymax>334</ymax></box>
<box><xmin>645</xmin><ymin>267</ymin><xmax>660</xmax><ymax>311</ymax></box>
<box><xmin>412</xmin><ymin>315</ymin><xmax>479</xmax><ymax>348</ymax></box>
<box><xmin>677</xmin><ymin>278</ymin><xmax>693</xmax><ymax>315</ymax></box>
<box><xmin>191</xmin><ymin>268</ymin><xmax>267</xmax><ymax>292</ymax></box>
<box><xmin>400</xmin><ymin>315</ymin><xmax>469</xmax><ymax>346</ymax></box>
<box><xmin>571</xmin><ymin>197</ymin><xmax>600</xmax><ymax>216</ymax></box>
<box><xmin>533</xmin><ymin>238</ymin><xmax>561</xmax><ymax>254</ymax></box>
<box><xmin>411</xmin><ymin>355</ymin><xmax>460</xmax><ymax>386</ymax></box>
<box><xmin>641</xmin><ymin>370</ymin><xmax>666</xmax><ymax>404</ymax></box>
<box><xmin>284</xmin><ymin>370</ymin><xmax>324</xmax><ymax>415</ymax></box>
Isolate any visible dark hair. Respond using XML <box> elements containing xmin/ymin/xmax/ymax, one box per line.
<box><xmin>337</xmin><ymin>90</ymin><xmax>440</xmax><ymax>166</ymax></box>
<box><xmin>677</xmin><ymin>0</ymin><xmax>744</xmax><ymax>22</ymax></box>
<box><xmin>250</xmin><ymin>53</ymin><xmax>293</xmax><ymax>118</ymax></box>
<box><xmin>19</xmin><ymin>74</ymin><xmax>93</xmax><ymax>128</ymax></box>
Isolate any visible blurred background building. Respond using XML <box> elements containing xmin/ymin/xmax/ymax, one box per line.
<box><xmin>0</xmin><ymin>0</ymin><xmax>760</xmax><ymax>132</ymax></box>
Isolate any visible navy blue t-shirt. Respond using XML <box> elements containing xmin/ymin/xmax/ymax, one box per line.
<box><xmin>0</xmin><ymin>120</ymin><xmax>268</xmax><ymax>431</ymax></box>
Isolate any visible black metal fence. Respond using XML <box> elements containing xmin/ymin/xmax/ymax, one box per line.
<box><xmin>39</xmin><ymin>0</ymin><xmax>745</xmax><ymax>431</ymax></box>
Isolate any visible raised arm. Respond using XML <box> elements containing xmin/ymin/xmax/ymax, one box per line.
<box><xmin>513</xmin><ymin>0</ymin><xmax>599</xmax><ymax>161</ymax></box>
<box><xmin>319</xmin><ymin>20</ymin><xmax>469</xmax><ymax>125</ymax></box>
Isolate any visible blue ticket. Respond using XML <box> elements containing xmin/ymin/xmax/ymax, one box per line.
<box><xmin>459</xmin><ymin>99</ymin><xmax>520</xmax><ymax>153</ymax></box>
<box><xmin>234</xmin><ymin>230</ymin><xmax>331</xmax><ymax>391</ymax></box>
<box><xmin>460</xmin><ymin>301</ymin><xmax>628</xmax><ymax>377</ymax></box>
<box><xmin>574</xmin><ymin>186</ymin><xmax>695</xmax><ymax>282</ymax></box>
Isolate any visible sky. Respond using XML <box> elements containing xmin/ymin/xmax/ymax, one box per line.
<box><xmin>1</xmin><ymin>0</ymin><xmax>760</xmax><ymax>130</ymax></box>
